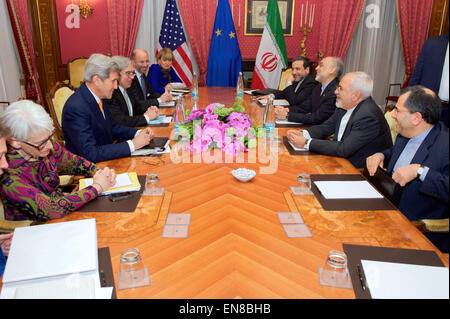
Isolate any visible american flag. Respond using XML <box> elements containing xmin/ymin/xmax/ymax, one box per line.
<box><xmin>157</xmin><ymin>0</ymin><xmax>194</xmax><ymax>87</ymax></box>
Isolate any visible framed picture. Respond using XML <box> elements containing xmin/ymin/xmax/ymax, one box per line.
<box><xmin>244</xmin><ymin>0</ymin><xmax>295</xmax><ymax>36</ymax></box>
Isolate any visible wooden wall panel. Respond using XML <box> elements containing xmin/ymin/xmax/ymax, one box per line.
<box><xmin>428</xmin><ymin>0</ymin><xmax>449</xmax><ymax>38</ymax></box>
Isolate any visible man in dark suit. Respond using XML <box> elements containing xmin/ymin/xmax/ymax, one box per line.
<box><xmin>62</xmin><ymin>53</ymin><xmax>154</xmax><ymax>163</ymax></box>
<box><xmin>409</xmin><ymin>33</ymin><xmax>449</xmax><ymax>127</ymax></box>
<box><xmin>287</xmin><ymin>71</ymin><xmax>392</xmax><ymax>168</ymax></box>
<box><xmin>259</xmin><ymin>56</ymin><xmax>317</xmax><ymax>106</ymax></box>
<box><xmin>366</xmin><ymin>86</ymin><xmax>448</xmax><ymax>252</ymax></box>
<box><xmin>107</xmin><ymin>56</ymin><xmax>160</xmax><ymax>127</ymax></box>
<box><xmin>128</xmin><ymin>49</ymin><xmax>172</xmax><ymax>106</ymax></box>
<box><xmin>275</xmin><ymin>56</ymin><xmax>342</xmax><ymax>125</ymax></box>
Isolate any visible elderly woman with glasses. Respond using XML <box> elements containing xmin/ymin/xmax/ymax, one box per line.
<box><xmin>0</xmin><ymin>100</ymin><xmax>116</xmax><ymax>221</ymax></box>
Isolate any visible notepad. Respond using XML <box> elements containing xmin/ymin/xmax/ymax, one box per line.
<box><xmin>361</xmin><ymin>260</ymin><xmax>449</xmax><ymax>299</ymax></box>
<box><xmin>313</xmin><ymin>180</ymin><xmax>383</xmax><ymax>199</ymax></box>
<box><xmin>79</xmin><ymin>172</ymin><xmax>141</xmax><ymax>195</ymax></box>
<box><xmin>147</xmin><ymin>115</ymin><xmax>172</xmax><ymax>125</ymax></box>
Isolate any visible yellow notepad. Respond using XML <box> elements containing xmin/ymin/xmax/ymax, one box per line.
<box><xmin>79</xmin><ymin>172</ymin><xmax>141</xmax><ymax>195</ymax></box>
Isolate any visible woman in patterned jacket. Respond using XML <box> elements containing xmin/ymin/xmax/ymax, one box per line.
<box><xmin>0</xmin><ymin>100</ymin><xmax>116</xmax><ymax>221</ymax></box>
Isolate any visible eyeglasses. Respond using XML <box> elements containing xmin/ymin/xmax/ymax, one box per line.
<box><xmin>123</xmin><ymin>70</ymin><xmax>136</xmax><ymax>77</ymax></box>
<box><xmin>21</xmin><ymin>129</ymin><xmax>55</xmax><ymax>151</ymax></box>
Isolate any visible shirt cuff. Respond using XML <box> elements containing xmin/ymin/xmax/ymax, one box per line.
<box><xmin>144</xmin><ymin>114</ymin><xmax>150</xmax><ymax>124</ymax></box>
<box><xmin>302</xmin><ymin>130</ymin><xmax>311</xmax><ymax>140</ymax></box>
<box><xmin>157</xmin><ymin>98</ymin><xmax>162</xmax><ymax>104</ymax></box>
<box><xmin>127</xmin><ymin>140</ymin><xmax>135</xmax><ymax>153</ymax></box>
<box><xmin>419</xmin><ymin>166</ymin><xmax>430</xmax><ymax>182</ymax></box>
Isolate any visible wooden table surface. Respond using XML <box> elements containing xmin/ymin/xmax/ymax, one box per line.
<box><xmin>49</xmin><ymin>87</ymin><xmax>448</xmax><ymax>299</ymax></box>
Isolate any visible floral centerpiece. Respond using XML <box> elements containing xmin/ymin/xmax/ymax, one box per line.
<box><xmin>175</xmin><ymin>97</ymin><xmax>262</xmax><ymax>156</ymax></box>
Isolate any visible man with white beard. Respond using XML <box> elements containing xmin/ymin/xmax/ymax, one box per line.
<box><xmin>286</xmin><ymin>71</ymin><xmax>392</xmax><ymax>168</ymax></box>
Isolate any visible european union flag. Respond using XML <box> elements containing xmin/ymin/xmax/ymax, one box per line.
<box><xmin>206</xmin><ymin>0</ymin><xmax>242</xmax><ymax>87</ymax></box>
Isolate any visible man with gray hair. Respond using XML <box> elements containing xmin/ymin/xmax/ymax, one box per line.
<box><xmin>107</xmin><ymin>56</ymin><xmax>160</xmax><ymax>127</ymax></box>
<box><xmin>62</xmin><ymin>53</ymin><xmax>154</xmax><ymax>162</ymax></box>
<box><xmin>275</xmin><ymin>56</ymin><xmax>343</xmax><ymax>125</ymax></box>
<box><xmin>287</xmin><ymin>71</ymin><xmax>392</xmax><ymax>168</ymax></box>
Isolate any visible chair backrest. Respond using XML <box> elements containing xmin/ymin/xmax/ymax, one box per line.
<box><xmin>278</xmin><ymin>68</ymin><xmax>292</xmax><ymax>91</ymax></box>
<box><xmin>67</xmin><ymin>57</ymin><xmax>87</xmax><ymax>89</ymax></box>
<box><xmin>46</xmin><ymin>82</ymin><xmax>75</xmax><ymax>143</ymax></box>
<box><xmin>384</xmin><ymin>106</ymin><xmax>398</xmax><ymax>143</ymax></box>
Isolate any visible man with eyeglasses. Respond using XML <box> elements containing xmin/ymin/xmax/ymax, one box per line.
<box><xmin>107</xmin><ymin>56</ymin><xmax>160</xmax><ymax>127</ymax></box>
<box><xmin>366</xmin><ymin>86</ymin><xmax>449</xmax><ymax>252</ymax></box>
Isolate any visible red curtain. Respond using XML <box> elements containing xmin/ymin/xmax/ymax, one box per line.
<box><xmin>317</xmin><ymin>0</ymin><xmax>365</xmax><ymax>61</ymax></box>
<box><xmin>178</xmin><ymin>0</ymin><xmax>217</xmax><ymax>86</ymax></box>
<box><xmin>107</xmin><ymin>0</ymin><xmax>144</xmax><ymax>57</ymax></box>
<box><xmin>396</xmin><ymin>0</ymin><xmax>433</xmax><ymax>86</ymax></box>
<box><xmin>6</xmin><ymin>0</ymin><xmax>43</xmax><ymax>103</ymax></box>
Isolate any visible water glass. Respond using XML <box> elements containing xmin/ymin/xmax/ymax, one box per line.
<box><xmin>117</xmin><ymin>248</ymin><xmax>151</xmax><ymax>290</ymax></box>
<box><xmin>143</xmin><ymin>173</ymin><xmax>164</xmax><ymax>196</ymax></box>
<box><xmin>319</xmin><ymin>250</ymin><xmax>351</xmax><ymax>288</ymax></box>
<box><xmin>291</xmin><ymin>173</ymin><xmax>312</xmax><ymax>195</ymax></box>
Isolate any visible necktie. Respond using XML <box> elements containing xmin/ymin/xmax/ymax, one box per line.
<box><xmin>98</xmin><ymin>100</ymin><xmax>104</xmax><ymax>115</ymax></box>
<box><xmin>140</xmin><ymin>75</ymin><xmax>146</xmax><ymax>97</ymax></box>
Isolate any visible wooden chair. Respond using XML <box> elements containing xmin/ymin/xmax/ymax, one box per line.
<box><xmin>385</xmin><ymin>83</ymin><xmax>401</xmax><ymax>109</ymax></box>
<box><xmin>278</xmin><ymin>68</ymin><xmax>292</xmax><ymax>91</ymax></box>
<box><xmin>67</xmin><ymin>57</ymin><xmax>87</xmax><ymax>89</ymax></box>
<box><xmin>384</xmin><ymin>104</ymin><xmax>398</xmax><ymax>144</ymax></box>
<box><xmin>46</xmin><ymin>82</ymin><xmax>75</xmax><ymax>144</ymax></box>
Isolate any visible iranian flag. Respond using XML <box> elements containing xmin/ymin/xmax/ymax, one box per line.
<box><xmin>251</xmin><ymin>0</ymin><xmax>288</xmax><ymax>89</ymax></box>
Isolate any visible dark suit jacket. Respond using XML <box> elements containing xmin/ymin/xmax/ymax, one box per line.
<box><xmin>107</xmin><ymin>88</ymin><xmax>149</xmax><ymax>127</ymax></box>
<box><xmin>274</xmin><ymin>73</ymin><xmax>318</xmax><ymax>106</ymax></box>
<box><xmin>409</xmin><ymin>33</ymin><xmax>448</xmax><ymax>93</ymax></box>
<box><xmin>383</xmin><ymin>122</ymin><xmax>449</xmax><ymax>221</ymax></box>
<box><xmin>127</xmin><ymin>72</ymin><xmax>161</xmax><ymax>107</ymax></box>
<box><xmin>62</xmin><ymin>83</ymin><xmax>138</xmax><ymax>163</ymax></box>
<box><xmin>287</xmin><ymin>78</ymin><xmax>338</xmax><ymax>125</ymax></box>
<box><xmin>307</xmin><ymin>97</ymin><xmax>393</xmax><ymax>168</ymax></box>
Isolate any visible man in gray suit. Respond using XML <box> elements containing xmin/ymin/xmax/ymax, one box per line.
<box><xmin>286</xmin><ymin>71</ymin><xmax>392</xmax><ymax>168</ymax></box>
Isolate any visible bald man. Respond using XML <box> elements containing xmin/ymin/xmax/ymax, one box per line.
<box><xmin>127</xmin><ymin>49</ymin><xmax>172</xmax><ymax>107</ymax></box>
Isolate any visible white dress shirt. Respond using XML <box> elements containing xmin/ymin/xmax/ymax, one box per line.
<box><xmin>438</xmin><ymin>43</ymin><xmax>449</xmax><ymax>102</ymax></box>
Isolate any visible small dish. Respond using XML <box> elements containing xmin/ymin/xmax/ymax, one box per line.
<box><xmin>231</xmin><ymin>168</ymin><xmax>256</xmax><ymax>182</ymax></box>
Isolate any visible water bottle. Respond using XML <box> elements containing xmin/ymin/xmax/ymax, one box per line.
<box><xmin>264</xmin><ymin>94</ymin><xmax>275</xmax><ymax>137</ymax></box>
<box><xmin>236</xmin><ymin>72</ymin><xmax>244</xmax><ymax>98</ymax></box>
<box><xmin>174</xmin><ymin>96</ymin><xmax>186</xmax><ymax>133</ymax></box>
<box><xmin>191</xmin><ymin>71</ymin><xmax>199</xmax><ymax>102</ymax></box>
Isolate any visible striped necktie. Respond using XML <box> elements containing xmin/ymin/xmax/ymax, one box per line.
<box><xmin>140</xmin><ymin>74</ymin><xmax>146</xmax><ymax>97</ymax></box>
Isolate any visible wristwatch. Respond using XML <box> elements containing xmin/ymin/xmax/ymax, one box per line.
<box><xmin>417</xmin><ymin>165</ymin><xmax>426</xmax><ymax>176</ymax></box>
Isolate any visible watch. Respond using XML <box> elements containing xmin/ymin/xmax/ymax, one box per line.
<box><xmin>417</xmin><ymin>165</ymin><xmax>426</xmax><ymax>176</ymax></box>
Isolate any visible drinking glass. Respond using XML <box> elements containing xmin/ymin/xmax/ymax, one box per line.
<box><xmin>143</xmin><ymin>173</ymin><xmax>164</xmax><ymax>196</ymax></box>
<box><xmin>117</xmin><ymin>248</ymin><xmax>151</xmax><ymax>290</ymax></box>
<box><xmin>290</xmin><ymin>173</ymin><xmax>312</xmax><ymax>195</ymax></box>
<box><xmin>319</xmin><ymin>250</ymin><xmax>351</xmax><ymax>288</ymax></box>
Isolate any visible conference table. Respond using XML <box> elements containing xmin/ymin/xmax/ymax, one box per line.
<box><xmin>49</xmin><ymin>87</ymin><xmax>448</xmax><ymax>299</ymax></box>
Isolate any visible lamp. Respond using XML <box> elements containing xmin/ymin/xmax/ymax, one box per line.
<box><xmin>71</xmin><ymin>0</ymin><xmax>94</xmax><ymax>19</ymax></box>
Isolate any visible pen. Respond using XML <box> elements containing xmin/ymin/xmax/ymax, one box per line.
<box><xmin>356</xmin><ymin>264</ymin><xmax>366</xmax><ymax>291</ymax></box>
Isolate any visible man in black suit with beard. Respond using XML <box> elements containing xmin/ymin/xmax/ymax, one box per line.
<box><xmin>275</xmin><ymin>56</ymin><xmax>342</xmax><ymax>125</ymax></box>
<box><xmin>127</xmin><ymin>49</ymin><xmax>172</xmax><ymax>107</ymax></box>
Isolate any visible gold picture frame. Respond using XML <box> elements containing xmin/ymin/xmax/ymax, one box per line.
<box><xmin>244</xmin><ymin>0</ymin><xmax>295</xmax><ymax>36</ymax></box>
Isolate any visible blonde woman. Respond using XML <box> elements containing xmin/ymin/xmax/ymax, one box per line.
<box><xmin>147</xmin><ymin>48</ymin><xmax>183</xmax><ymax>94</ymax></box>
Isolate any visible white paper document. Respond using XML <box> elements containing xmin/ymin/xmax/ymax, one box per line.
<box><xmin>83</xmin><ymin>172</ymin><xmax>139</xmax><ymax>195</ymax></box>
<box><xmin>147</xmin><ymin>115</ymin><xmax>172</xmax><ymax>125</ymax></box>
<box><xmin>0</xmin><ymin>219</ymin><xmax>112</xmax><ymax>299</ymax></box>
<box><xmin>313</xmin><ymin>180</ymin><xmax>383</xmax><ymax>199</ymax></box>
<box><xmin>361</xmin><ymin>260</ymin><xmax>449</xmax><ymax>299</ymax></box>
<box><xmin>259</xmin><ymin>99</ymin><xmax>290</xmax><ymax>106</ymax></box>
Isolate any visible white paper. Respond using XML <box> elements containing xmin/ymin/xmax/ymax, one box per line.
<box><xmin>276</xmin><ymin>120</ymin><xmax>303</xmax><ymax>125</ymax></box>
<box><xmin>361</xmin><ymin>260</ymin><xmax>449</xmax><ymax>299</ymax></box>
<box><xmin>159</xmin><ymin>101</ymin><xmax>175</xmax><ymax>107</ymax></box>
<box><xmin>147</xmin><ymin>115</ymin><xmax>172</xmax><ymax>124</ymax></box>
<box><xmin>170</xmin><ymin>82</ymin><xmax>186</xmax><ymax>89</ymax></box>
<box><xmin>288</xmin><ymin>140</ymin><xmax>307</xmax><ymax>151</ymax></box>
<box><xmin>83</xmin><ymin>173</ymin><xmax>138</xmax><ymax>195</ymax></box>
<box><xmin>313</xmin><ymin>181</ymin><xmax>383</xmax><ymax>199</ymax></box>
<box><xmin>259</xmin><ymin>99</ymin><xmax>290</xmax><ymax>106</ymax></box>
<box><xmin>2</xmin><ymin>219</ymin><xmax>98</xmax><ymax>284</ymax></box>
